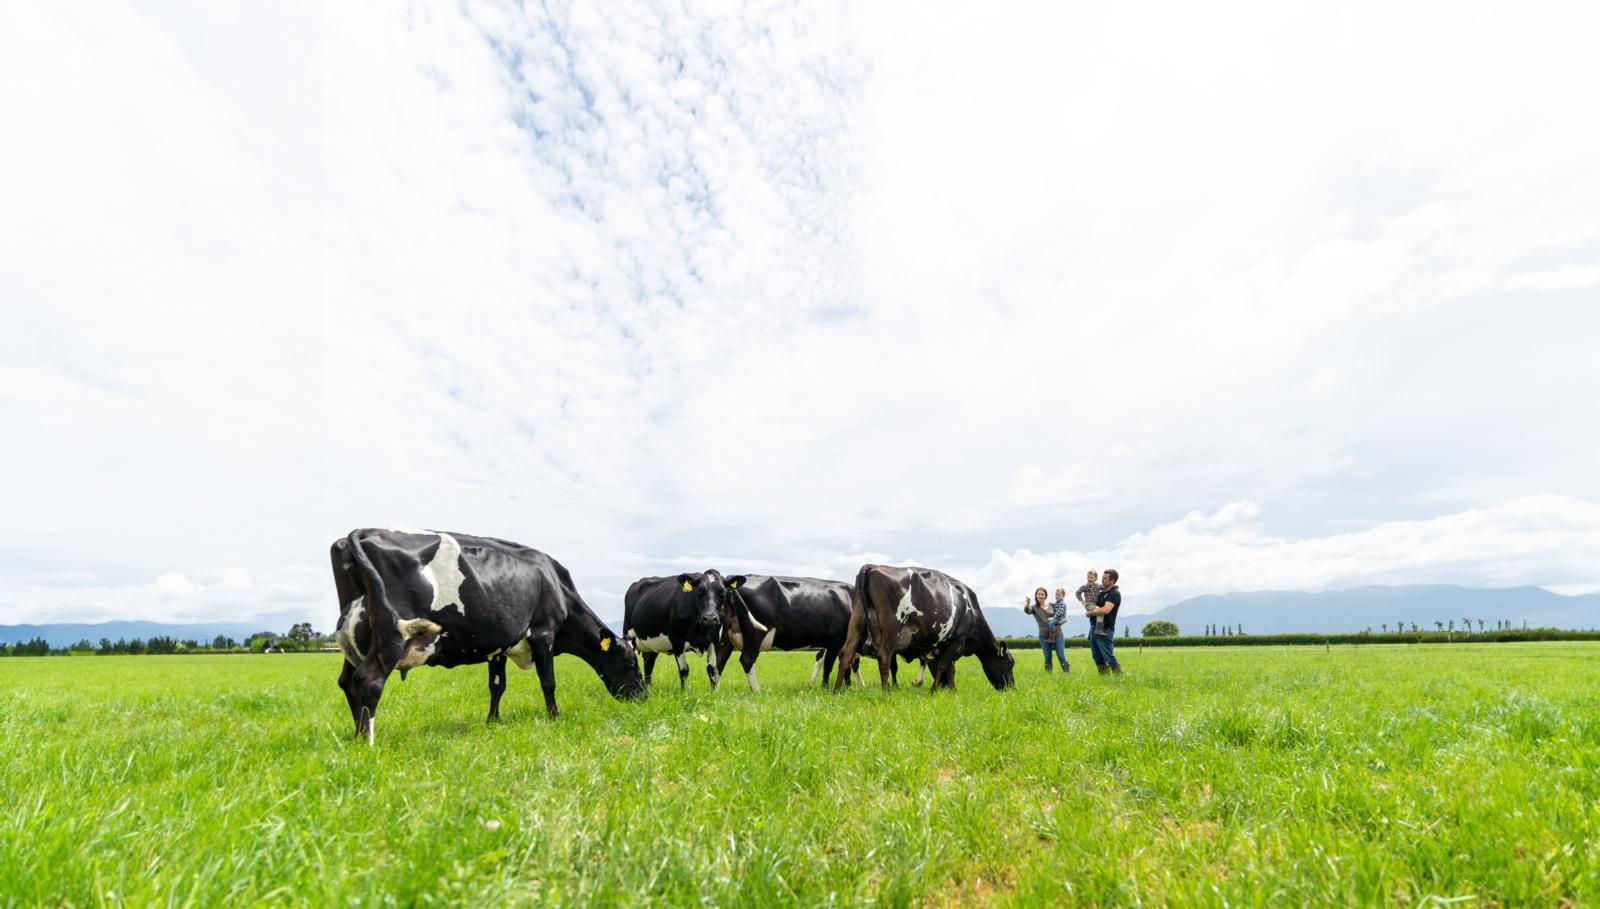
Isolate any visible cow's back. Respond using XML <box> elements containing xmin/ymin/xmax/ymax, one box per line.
<box><xmin>624</xmin><ymin>576</ymin><xmax>677</xmax><ymax>638</ymax></box>
<box><xmin>345</xmin><ymin>528</ymin><xmax>567</xmax><ymax>655</ymax></box>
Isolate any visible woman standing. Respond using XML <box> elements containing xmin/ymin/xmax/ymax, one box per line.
<box><xmin>1023</xmin><ymin>586</ymin><xmax>1069</xmax><ymax>673</ymax></box>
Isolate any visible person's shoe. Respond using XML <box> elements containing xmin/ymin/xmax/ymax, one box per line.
<box><xmin>1044</xmin><ymin>665</ymin><xmax>1053</xmax><ymax>673</ymax></box>
<box><xmin>1098</xmin><ymin>666</ymin><xmax>1110</xmax><ymax>675</ymax></box>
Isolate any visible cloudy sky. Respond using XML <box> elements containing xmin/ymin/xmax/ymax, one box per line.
<box><xmin>3</xmin><ymin>0</ymin><xmax>1598</xmax><ymax>630</ymax></box>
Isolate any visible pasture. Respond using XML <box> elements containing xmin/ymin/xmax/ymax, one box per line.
<box><xmin>2</xmin><ymin>643</ymin><xmax>1597</xmax><ymax>907</ymax></box>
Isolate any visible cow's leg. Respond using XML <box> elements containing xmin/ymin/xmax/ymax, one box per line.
<box><xmin>878</xmin><ymin>646</ymin><xmax>897</xmax><ymax>691</ymax></box>
<box><xmin>642</xmin><ymin>652</ymin><xmax>658</xmax><ymax>686</ymax></box>
<box><xmin>912</xmin><ymin>659</ymin><xmax>926</xmax><ymax>687</ymax></box>
<box><xmin>338</xmin><ymin>660</ymin><xmax>360</xmax><ymax>731</ymax></box>
<box><xmin>820</xmin><ymin>648</ymin><xmax>839</xmax><ymax>686</ymax></box>
<box><xmin>834</xmin><ymin>597</ymin><xmax>869</xmax><ymax>694</ymax></box>
<box><xmin>929</xmin><ymin>650</ymin><xmax>959</xmax><ymax>692</ymax></box>
<box><xmin>674</xmin><ymin>644</ymin><xmax>690</xmax><ymax>691</ymax></box>
<box><xmin>711</xmin><ymin>639</ymin><xmax>734</xmax><ymax>692</ymax></box>
<box><xmin>811</xmin><ymin>650</ymin><xmax>825</xmax><ymax>685</ymax></box>
<box><xmin>530</xmin><ymin>639</ymin><xmax>559</xmax><ymax>718</ymax></box>
<box><xmin>486</xmin><ymin>655</ymin><xmax>508</xmax><ymax>722</ymax></box>
<box><xmin>706</xmin><ymin>644</ymin><xmax>722</xmax><ymax>690</ymax></box>
<box><xmin>739</xmin><ymin>647</ymin><xmax>762</xmax><ymax>693</ymax></box>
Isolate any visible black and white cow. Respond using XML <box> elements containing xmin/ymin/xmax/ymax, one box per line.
<box><xmin>835</xmin><ymin>564</ymin><xmax>1015</xmax><ymax>693</ymax></box>
<box><xmin>623</xmin><ymin>571</ymin><xmax>727</xmax><ymax>690</ymax></box>
<box><xmin>330</xmin><ymin>528</ymin><xmax>646</xmax><ymax>743</ymax></box>
<box><xmin>714</xmin><ymin>575</ymin><xmax>862</xmax><ymax>692</ymax></box>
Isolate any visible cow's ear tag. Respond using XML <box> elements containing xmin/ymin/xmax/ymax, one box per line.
<box><xmin>729</xmin><ymin>580</ymin><xmax>739</xmax><ymax>589</ymax></box>
<box><xmin>600</xmin><ymin>637</ymin><xmax>612</xmax><ymax>652</ymax></box>
<box><xmin>681</xmin><ymin>580</ymin><xmax>693</xmax><ymax>593</ymax></box>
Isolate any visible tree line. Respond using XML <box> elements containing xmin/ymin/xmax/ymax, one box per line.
<box><xmin>0</xmin><ymin>623</ymin><xmax>331</xmax><ymax>657</ymax></box>
<box><xmin>998</xmin><ymin>626</ymin><xmax>1600</xmax><ymax>649</ymax></box>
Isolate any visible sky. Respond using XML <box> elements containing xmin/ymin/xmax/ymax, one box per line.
<box><xmin>2</xmin><ymin>0</ymin><xmax>1598</xmax><ymax>630</ymax></box>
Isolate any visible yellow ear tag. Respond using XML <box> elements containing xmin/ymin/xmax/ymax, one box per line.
<box><xmin>600</xmin><ymin>637</ymin><xmax>612</xmax><ymax>652</ymax></box>
<box><xmin>681</xmin><ymin>580</ymin><xmax>693</xmax><ymax>593</ymax></box>
<box><xmin>730</xmin><ymin>580</ymin><xmax>739</xmax><ymax>589</ymax></box>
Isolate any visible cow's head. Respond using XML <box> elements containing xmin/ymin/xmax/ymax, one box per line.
<box><xmin>594</xmin><ymin>632</ymin><xmax>648</xmax><ymax>701</ymax></box>
<box><xmin>676</xmin><ymin>570</ymin><xmax>725</xmax><ymax>631</ymax></box>
<box><xmin>979</xmin><ymin>640</ymin><xmax>1016</xmax><ymax>690</ymax></box>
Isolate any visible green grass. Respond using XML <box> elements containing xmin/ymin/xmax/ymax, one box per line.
<box><xmin>2</xmin><ymin>644</ymin><xmax>1598</xmax><ymax>907</ymax></box>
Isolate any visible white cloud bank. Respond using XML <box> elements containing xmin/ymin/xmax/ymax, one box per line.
<box><xmin>958</xmin><ymin>495</ymin><xmax>1600</xmax><ymax>616</ymax></box>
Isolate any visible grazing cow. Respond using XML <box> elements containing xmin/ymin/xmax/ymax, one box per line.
<box><xmin>835</xmin><ymin>564</ymin><xmax>1015</xmax><ymax>693</ymax></box>
<box><xmin>330</xmin><ymin>528</ymin><xmax>646</xmax><ymax>743</ymax></box>
<box><xmin>623</xmin><ymin>571</ymin><xmax>727</xmax><ymax>690</ymax></box>
<box><xmin>714</xmin><ymin>575</ymin><xmax>859</xmax><ymax>692</ymax></box>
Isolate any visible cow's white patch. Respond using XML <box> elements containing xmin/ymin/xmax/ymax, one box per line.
<box><xmin>895</xmin><ymin>588</ymin><xmax>919</xmax><ymax>623</ymax></box>
<box><xmin>419</xmin><ymin>533</ymin><xmax>467</xmax><ymax>616</ymax></box>
<box><xmin>632</xmin><ymin>633</ymin><xmax>672</xmax><ymax>654</ymax></box>
<box><xmin>810</xmin><ymin>653</ymin><xmax>823</xmax><ymax>684</ymax></box>
<box><xmin>337</xmin><ymin>597</ymin><xmax>367</xmax><ymax>666</ymax></box>
<box><xmin>504</xmin><ymin>637</ymin><xmax>533</xmax><ymax>670</ymax></box>
<box><xmin>675</xmin><ymin>653</ymin><xmax>689</xmax><ymax>674</ymax></box>
<box><xmin>934</xmin><ymin>582</ymin><xmax>953</xmax><ymax>640</ymax></box>
<box><xmin>365</xmin><ymin>718</ymin><xmax>376</xmax><ymax>746</ymax></box>
<box><xmin>913</xmin><ymin>663</ymin><xmax>926</xmax><ymax>686</ymax></box>
<box><xmin>758</xmin><ymin>628</ymin><xmax>778</xmax><ymax>651</ymax></box>
<box><xmin>746</xmin><ymin>664</ymin><xmax>761</xmax><ymax>693</ymax></box>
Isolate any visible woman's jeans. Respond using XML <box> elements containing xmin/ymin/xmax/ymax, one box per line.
<box><xmin>1039</xmin><ymin>627</ymin><xmax>1069</xmax><ymax>672</ymax></box>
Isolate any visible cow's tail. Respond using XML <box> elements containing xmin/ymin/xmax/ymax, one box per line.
<box><xmin>729</xmin><ymin>585</ymin><xmax>768</xmax><ymax>638</ymax></box>
<box><xmin>346</xmin><ymin>529</ymin><xmax>400</xmax><ymax>658</ymax></box>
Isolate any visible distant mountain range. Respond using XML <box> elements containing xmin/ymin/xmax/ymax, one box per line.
<box><xmin>6</xmin><ymin>586</ymin><xmax>1598</xmax><ymax>646</ymax></box>
<box><xmin>0</xmin><ymin>619</ymin><xmax>291</xmax><ymax>648</ymax></box>
<box><xmin>1140</xmin><ymin>585</ymin><xmax>1600</xmax><ymax>635</ymax></box>
<box><xmin>984</xmin><ymin>585</ymin><xmax>1600</xmax><ymax>637</ymax></box>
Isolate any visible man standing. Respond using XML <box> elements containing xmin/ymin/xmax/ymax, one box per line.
<box><xmin>1084</xmin><ymin>569</ymin><xmax>1123</xmax><ymax>674</ymax></box>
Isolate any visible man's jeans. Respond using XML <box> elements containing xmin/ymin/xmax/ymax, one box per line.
<box><xmin>1039</xmin><ymin>627</ymin><xmax>1069</xmax><ymax>672</ymax></box>
<box><xmin>1090</xmin><ymin>630</ymin><xmax>1120</xmax><ymax>673</ymax></box>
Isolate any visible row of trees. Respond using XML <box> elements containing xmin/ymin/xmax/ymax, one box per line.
<box><xmin>1137</xmin><ymin>623</ymin><xmax>1245</xmax><ymax>637</ymax></box>
<box><xmin>1137</xmin><ymin>619</ymin><xmax>1536</xmax><ymax>638</ymax></box>
<box><xmin>0</xmin><ymin>623</ymin><xmax>329</xmax><ymax>657</ymax></box>
<box><xmin>1369</xmin><ymin>619</ymin><xmax>1528</xmax><ymax>634</ymax></box>
<box><xmin>1000</xmin><ymin>627</ymin><xmax>1600</xmax><ymax>649</ymax></box>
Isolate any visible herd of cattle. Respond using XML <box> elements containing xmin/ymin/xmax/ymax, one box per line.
<box><xmin>330</xmin><ymin>527</ymin><xmax>1016</xmax><ymax>742</ymax></box>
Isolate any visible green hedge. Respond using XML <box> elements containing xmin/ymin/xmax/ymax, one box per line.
<box><xmin>997</xmin><ymin>628</ymin><xmax>1600</xmax><ymax>649</ymax></box>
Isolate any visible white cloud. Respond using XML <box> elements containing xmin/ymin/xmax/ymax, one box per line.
<box><xmin>958</xmin><ymin>495</ymin><xmax>1600</xmax><ymax>615</ymax></box>
<box><xmin>2</xmin><ymin>0</ymin><xmax>1598</xmax><ymax>630</ymax></box>
<box><xmin>0</xmin><ymin>566</ymin><xmax>310</xmax><ymax>626</ymax></box>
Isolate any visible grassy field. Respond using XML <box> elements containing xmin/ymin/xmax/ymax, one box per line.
<box><xmin>2</xmin><ymin>644</ymin><xmax>1597</xmax><ymax>907</ymax></box>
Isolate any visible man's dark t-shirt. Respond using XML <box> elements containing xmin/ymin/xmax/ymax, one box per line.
<box><xmin>1096</xmin><ymin>587</ymin><xmax>1122</xmax><ymax>634</ymax></box>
